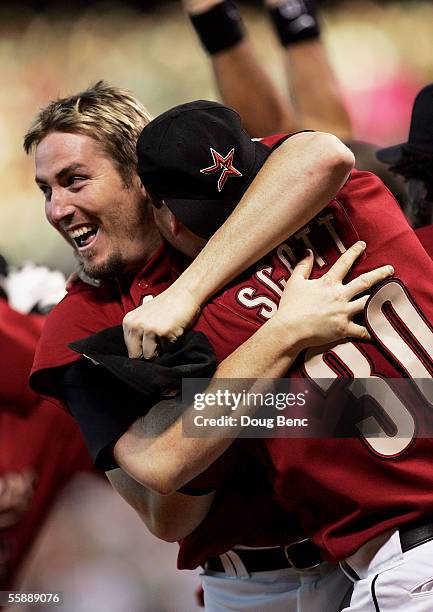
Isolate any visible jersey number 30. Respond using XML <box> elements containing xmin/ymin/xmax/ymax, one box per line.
<box><xmin>304</xmin><ymin>279</ymin><xmax>433</xmax><ymax>457</ymax></box>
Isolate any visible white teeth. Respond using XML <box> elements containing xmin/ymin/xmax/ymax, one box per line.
<box><xmin>68</xmin><ymin>225</ymin><xmax>97</xmax><ymax>239</ymax></box>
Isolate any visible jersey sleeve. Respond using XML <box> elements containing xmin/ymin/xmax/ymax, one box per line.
<box><xmin>30</xmin><ymin>281</ymin><xmax>124</xmax><ymax>402</ymax></box>
<box><xmin>0</xmin><ymin>300</ymin><xmax>43</xmax><ymax>411</ymax></box>
<box><xmin>59</xmin><ymin>360</ymin><xmax>151</xmax><ymax>471</ymax></box>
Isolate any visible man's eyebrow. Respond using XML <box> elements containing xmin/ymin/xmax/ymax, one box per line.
<box><xmin>35</xmin><ymin>163</ymin><xmax>87</xmax><ymax>185</ymax></box>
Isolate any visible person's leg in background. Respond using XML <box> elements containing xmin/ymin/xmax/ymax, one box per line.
<box><xmin>183</xmin><ymin>0</ymin><xmax>297</xmax><ymax>136</ymax></box>
<box><xmin>183</xmin><ymin>0</ymin><xmax>353</xmax><ymax>140</ymax></box>
<box><xmin>266</xmin><ymin>0</ymin><xmax>353</xmax><ymax>140</ymax></box>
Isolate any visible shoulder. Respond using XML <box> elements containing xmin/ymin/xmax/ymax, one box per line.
<box><xmin>30</xmin><ymin>280</ymin><xmax>125</xmax><ymax>396</ymax></box>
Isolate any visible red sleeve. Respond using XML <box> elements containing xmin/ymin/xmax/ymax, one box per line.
<box><xmin>0</xmin><ymin>300</ymin><xmax>43</xmax><ymax>411</ymax></box>
<box><xmin>30</xmin><ymin>281</ymin><xmax>124</xmax><ymax>401</ymax></box>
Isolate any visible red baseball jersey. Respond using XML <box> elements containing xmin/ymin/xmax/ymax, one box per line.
<box><xmin>415</xmin><ymin>224</ymin><xmax>433</xmax><ymax>259</ymax></box>
<box><xmin>0</xmin><ymin>301</ymin><xmax>95</xmax><ymax>589</ymax></box>
<box><xmin>30</xmin><ymin>241</ymin><xmax>295</xmax><ymax>569</ymax></box>
<box><xmin>193</xmin><ymin>168</ymin><xmax>433</xmax><ymax>562</ymax></box>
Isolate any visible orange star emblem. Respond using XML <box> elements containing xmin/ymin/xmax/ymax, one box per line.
<box><xmin>200</xmin><ymin>147</ymin><xmax>243</xmax><ymax>192</ymax></box>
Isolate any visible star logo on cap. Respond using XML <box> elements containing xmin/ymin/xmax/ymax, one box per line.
<box><xmin>200</xmin><ymin>148</ymin><xmax>243</xmax><ymax>192</ymax></box>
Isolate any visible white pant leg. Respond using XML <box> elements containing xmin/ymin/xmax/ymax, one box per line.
<box><xmin>202</xmin><ymin>563</ymin><xmax>352</xmax><ymax>612</ymax></box>
<box><xmin>342</xmin><ymin>531</ymin><xmax>433</xmax><ymax>611</ymax></box>
<box><xmin>298</xmin><ymin>562</ymin><xmax>353</xmax><ymax>612</ymax></box>
<box><xmin>202</xmin><ymin>567</ymin><xmax>300</xmax><ymax>612</ymax></box>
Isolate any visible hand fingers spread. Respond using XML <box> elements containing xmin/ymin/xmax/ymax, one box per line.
<box><xmin>292</xmin><ymin>249</ymin><xmax>314</xmax><ymax>279</ymax></box>
<box><xmin>327</xmin><ymin>241</ymin><xmax>367</xmax><ymax>281</ymax></box>
<box><xmin>347</xmin><ymin>294</ymin><xmax>369</xmax><ymax>316</ymax></box>
<box><xmin>345</xmin><ymin>265</ymin><xmax>394</xmax><ymax>299</ymax></box>
<box><xmin>347</xmin><ymin>322</ymin><xmax>372</xmax><ymax>341</ymax></box>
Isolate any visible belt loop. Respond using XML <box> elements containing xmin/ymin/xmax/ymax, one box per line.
<box><xmin>225</xmin><ymin>551</ymin><xmax>250</xmax><ymax>578</ymax></box>
<box><xmin>340</xmin><ymin>560</ymin><xmax>361</xmax><ymax>582</ymax></box>
<box><xmin>218</xmin><ymin>553</ymin><xmax>237</xmax><ymax>576</ymax></box>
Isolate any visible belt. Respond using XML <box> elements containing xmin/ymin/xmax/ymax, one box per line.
<box><xmin>399</xmin><ymin>516</ymin><xmax>433</xmax><ymax>553</ymax></box>
<box><xmin>342</xmin><ymin>517</ymin><xmax>433</xmax><ymax>582</ymax></box>
<box><xmin>204</xmin><ymin>539</ymin><xmax>323</xmax><ymax>574</ymax></box>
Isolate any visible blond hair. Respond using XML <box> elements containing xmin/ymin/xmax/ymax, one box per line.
<box><xmin>24</xmin><ymin>80</ymin><xmax>152</xmax><ymax>185</ymax></box>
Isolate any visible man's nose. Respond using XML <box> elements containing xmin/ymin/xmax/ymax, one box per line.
<box><xmin>47</xmin><ymin>188</ymin><xmax>76</xmax><ymax>224</ymax></box>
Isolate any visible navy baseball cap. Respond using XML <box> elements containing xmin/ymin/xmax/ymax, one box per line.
<box><xmin>376</xmin><ymin>83</ymin><xmax>433</xmax><ymax>165</ymax></box>
<box><xmin>136</xmin><ymin>100</ymin><xmax>271</xmax><ymax>238</ymax></box>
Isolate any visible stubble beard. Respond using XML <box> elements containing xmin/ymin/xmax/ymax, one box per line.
<box><xmin>79</xmin><ymin>249</ymin><xmax>127</xmax><ymax>280</ymax></box>
<box><xmin>77</xmin><ymin>198</ymin><xmax>158</xmax><ymax>281</ymax></box>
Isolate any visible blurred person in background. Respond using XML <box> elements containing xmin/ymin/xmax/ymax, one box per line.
<box><xmin>376</xmin><ymin>83</ymin><xmax>433</xmax><ymax>243</ymax></box>
<box><xmin>0</xmin><ymin>254</ymin><xmax>96</xmax><ymax>592</ymax></box>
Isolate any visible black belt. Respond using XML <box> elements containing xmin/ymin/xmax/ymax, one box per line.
<box><xmin>204</xmin><ymin>539</ymin><xmax>323</xmax><ymax>574</ymax></box>
<box><xmin>342</xmin><ymin>517</ymin><xmax>433</xmax><ymax>582</ymax></box>
<box><xmin>399</xmin><ymin>516</ymin><xmax>433</xmax><ymax>553</ymax></box>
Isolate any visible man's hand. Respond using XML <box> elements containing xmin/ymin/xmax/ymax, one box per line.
<box><xmin>272</xmin><ymin>241</ymin><xmax>394</xmax><ymax>349</ymax></box>
<box><xmin>123</xmin><ymin>289</ymin><xmax>201</xmax><ymax>359</ymax></box>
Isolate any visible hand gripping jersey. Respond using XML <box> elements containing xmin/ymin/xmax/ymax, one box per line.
<box><xmin>193</xmin><ymin>165</ymin><xmax>433</xmax><ymax>562</ymax></box>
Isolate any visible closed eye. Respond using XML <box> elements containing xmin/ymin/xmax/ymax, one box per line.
<box><xmin>38</xmin><ymin>184</ymin><xmax>52</xmax><ymax>200</ymax></box>
<box><xmin>68</xmin><ymin>176</ymin><xmax>87</xmax><ymax>188</ymax></box>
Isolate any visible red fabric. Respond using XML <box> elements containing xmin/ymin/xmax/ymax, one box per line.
<box><xmin>0</xmin><ymin>400</ymin><xmax>94</xmax><ymax>589</ymax></box>
<box><xmin>415</xmin><ymin>224</ymin><xmax>433</xmax><ymax>258</ymax></box>
<box><xmin>0</xmin><ymin>301</ymin><xmax>43</xmax><ymax>414</ymax></box>
<box><xmin>193</xmin><ymin>168</ymin><xmax>433</xmax><ymax>562</ymax></box>
<box><xmin>30</xmin><ymin>243</ymin><xmax>295</xmax><ymax>569</ymax></box>
<box><xmin>0</xmin><ymin>301</ymin><xmax>95</xmax><ymax>589</ymax></box>
<box><xmin>30</xmin><ymin>242</ymin><xmax>185</xmax><ymax>404</ymax></box>
<box><xmin>31</xmin><ymin>136</ymin><xmax>433</xmax><ymax>567</ymax></box>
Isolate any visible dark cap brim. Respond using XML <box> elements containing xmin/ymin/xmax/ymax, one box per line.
<box><xmin>375</xmin><ymin>143</ymin><xmax>406</xmax><ymax>165</ymax></box>
<box><xmin>164</xmin><ymin>140</ymin><xmax>271</xmax><ymax>239</ymax></box>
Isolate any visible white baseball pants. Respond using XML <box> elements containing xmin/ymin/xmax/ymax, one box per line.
<box><xmin>201</xmin><ymin>557</ymin><xmax>352</xmax><ymax>611</ymax></box>
<box><xmin>341</xmin><ymin>529</ymin><xmax>433</xmax><ymax>611</ymax></box>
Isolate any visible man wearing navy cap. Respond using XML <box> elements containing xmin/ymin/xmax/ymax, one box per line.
<box><xmin>119</xmin><ymin>99</ymin><xmax>433</xmax><ymax>612</ymax></box>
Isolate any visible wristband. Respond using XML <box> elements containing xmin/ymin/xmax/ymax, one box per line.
<box><xmin>189</xmin><ymin>1</ymin><xmax>245</xmax><ymax>55</ymax></box>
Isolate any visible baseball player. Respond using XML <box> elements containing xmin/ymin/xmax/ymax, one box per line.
<box><xmin>23</xmin><ymin>83</ymin><xmax>389</xmax><ymax>611</ymax></box>
<box><xmin>115</xmin><ymin>100</ymin><xmax>433</xmax><ymax>611</ymax></box>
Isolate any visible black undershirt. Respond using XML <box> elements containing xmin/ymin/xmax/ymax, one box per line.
<box><xmin>60</xmin><ymin>359</ymin><xmax>215</xmax><ymax>495</ymax></box>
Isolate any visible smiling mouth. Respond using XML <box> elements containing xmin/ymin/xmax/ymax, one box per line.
<box><xmin>68</xmin><ymin>224</ymin><xmax>99</xmax><ymax>249</ymax></box>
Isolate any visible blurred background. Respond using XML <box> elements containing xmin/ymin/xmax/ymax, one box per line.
<box><xmin>1</xmin><ymin>1</ymin><xmax>433</xmax><ymax>610</ymax></box>
<box><xmin>1</xmin><ymin>0</ymin><xmax>432</xmax><ymax>273</ymax></box>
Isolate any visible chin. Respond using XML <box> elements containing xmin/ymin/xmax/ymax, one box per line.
<box><xmin>81</xmin><ymin>252</ymin><xmax>127</xmax><ymax>280</ymax></box>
